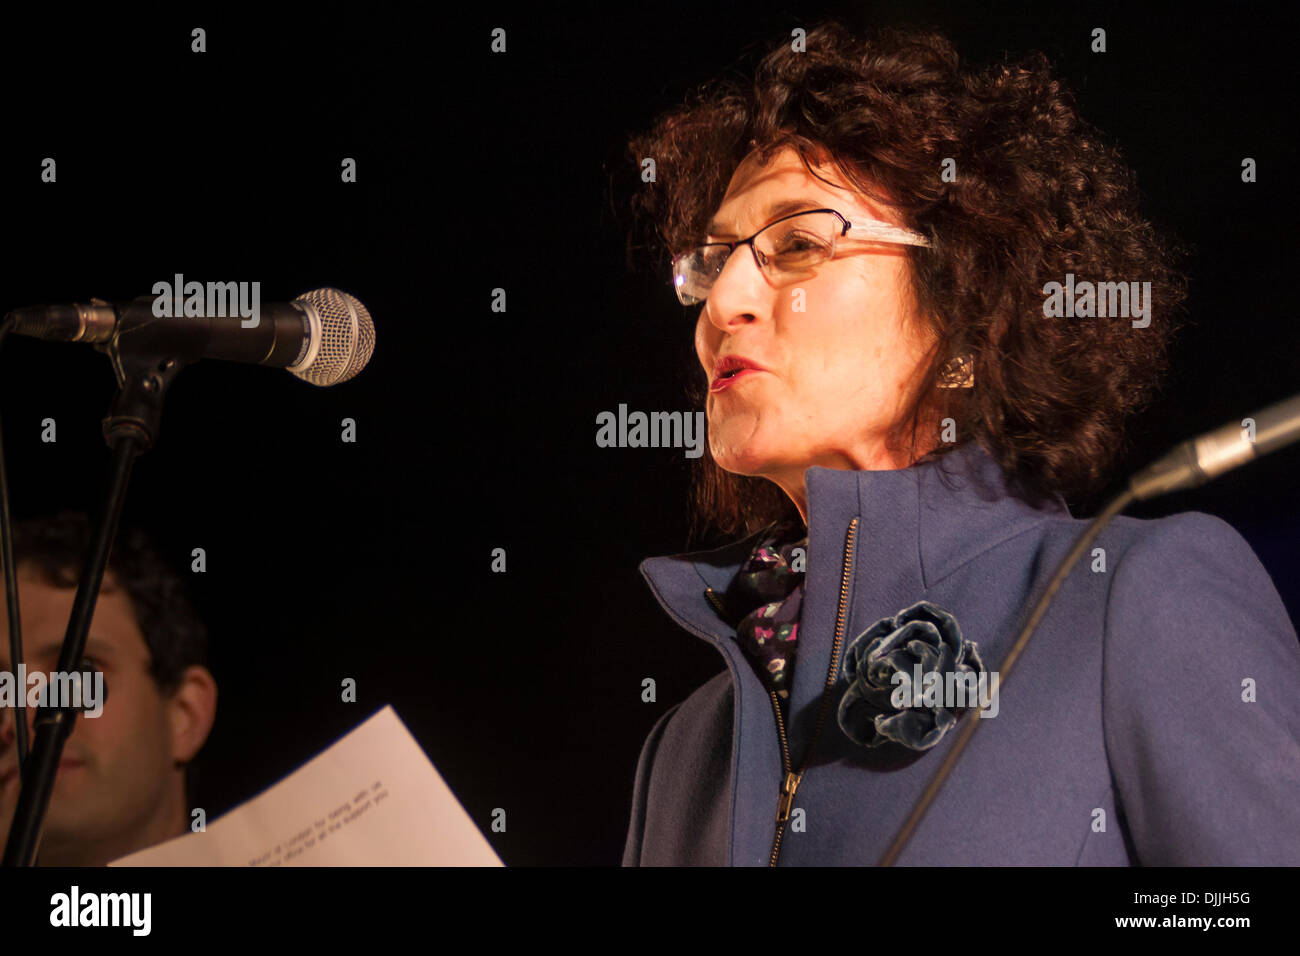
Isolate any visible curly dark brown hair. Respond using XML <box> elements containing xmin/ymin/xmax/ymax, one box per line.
<box><xmin>624</xmin><ymin>20</ymin><xmax>1188</xmax><ymax>539</ymax></box>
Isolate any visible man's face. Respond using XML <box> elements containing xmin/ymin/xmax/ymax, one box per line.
<box><xmin>694</xmin><ymin>147</ymin><xmax>937</xmax><ymax>503</ymax></box>
<box><xmin>0</xmin><ymin>565</ymin><xmax>179</xmax><ymax>859</ymax></box>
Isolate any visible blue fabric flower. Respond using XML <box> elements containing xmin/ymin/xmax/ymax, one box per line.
<box><xmin>836</xmin><ymin>601</ymin><xmax>985</xmax><ymax>751</ymax></box>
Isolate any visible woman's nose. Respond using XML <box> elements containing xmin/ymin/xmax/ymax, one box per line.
<box><xmin>703</xmin><ymin>247</ymin><xmax>767</xmax><ymax>331</ymax></box>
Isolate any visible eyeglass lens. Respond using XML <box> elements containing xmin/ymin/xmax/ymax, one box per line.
<box><xmin>673</xmin><ymin>211</ymin><xmax>841</xmax><ymax>305</ymax></box>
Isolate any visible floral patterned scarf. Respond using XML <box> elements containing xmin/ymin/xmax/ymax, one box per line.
<box><xmin>710</xmin><ymin>520</ymin><xmax>808</xmax><ymax>709</ymax></box>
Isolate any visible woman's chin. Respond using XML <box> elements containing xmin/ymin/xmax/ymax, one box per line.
<box><xmin>711</xmin><ymin>444</ymin><xmax>787</xmax><ymax>479</ymax></box>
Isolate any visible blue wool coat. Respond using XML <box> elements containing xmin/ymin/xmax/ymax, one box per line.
<box><xmin>621</xmin><ymin>440</ymin><xmax>1300</xmax><ymax>865</ymax></box>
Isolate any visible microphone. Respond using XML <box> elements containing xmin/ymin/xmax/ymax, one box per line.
<box><xmin>3</xmin><ymin>288</ymin><xmax>375</xmax><ymax>386</ymax></box>
<box><xmin>1129</xmin><ymin>392</ymin><xmax>1300</xmax><ymax>499</ymax></box>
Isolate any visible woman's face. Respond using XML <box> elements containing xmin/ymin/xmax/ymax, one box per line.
<box><xmin>695</xmin><ymin>147</ymin><xmax>936</xmax><ymax>520</ymax></box>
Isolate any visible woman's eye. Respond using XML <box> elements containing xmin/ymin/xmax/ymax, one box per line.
<box><xmin>774</xmin><ymin>233</ymin><xmax>826</xmax><ymax>257</ymax></box>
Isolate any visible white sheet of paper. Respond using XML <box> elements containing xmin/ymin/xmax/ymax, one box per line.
<box><xmin>109</xmin><ymin>705</ymin><xmax>502</xmax><ymax>866</ymax></box>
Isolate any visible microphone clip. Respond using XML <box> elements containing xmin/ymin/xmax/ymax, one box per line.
<box><xmin>100</xmin><ymin>342</ymin><xmax>190</xmax><ymax>451</ymax></box>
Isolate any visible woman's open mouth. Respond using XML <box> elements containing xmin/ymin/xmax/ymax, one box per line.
<box><xmin>710</xmin><ymin>367</ymin><xmax>764</xmax><ymax>392</ymax></box>
<box><xmin>711</xmin><ymin>355</ymin><xmax>768</xmax><ymax>391</ymax></box>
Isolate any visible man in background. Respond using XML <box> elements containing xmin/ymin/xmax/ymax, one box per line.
<box><xmin>0</xmin><ymin>512</ymin><xmax>216</xmax><ymax>865</ymax></box>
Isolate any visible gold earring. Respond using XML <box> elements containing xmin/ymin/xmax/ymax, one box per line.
<box><xmin>937</xmin><ymin>354</ymin><xmax>974</xmax><ymax>389</ymax></box>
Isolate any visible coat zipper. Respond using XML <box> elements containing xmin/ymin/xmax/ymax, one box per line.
<box><xmin>706</xmin><ymin>516</ymin><xmax>859</xmax><ymax>867</ymax></box>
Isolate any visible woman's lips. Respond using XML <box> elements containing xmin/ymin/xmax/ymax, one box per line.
<box><xmin>710</xmin><ymin>368</ymin><xmax>765</xmax><ymax>392</ymax></box>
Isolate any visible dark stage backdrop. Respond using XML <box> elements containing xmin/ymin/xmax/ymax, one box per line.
<box><xmin>0</xmin><ymin>3</ymin><xmax>1295</xmax><ymax>867</ymax></box>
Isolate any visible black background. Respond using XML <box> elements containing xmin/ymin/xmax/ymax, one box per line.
<box><xmin>0</xmin><ymin>2</ymin><xmax>1295</xmax><ymax>868</ymax></box>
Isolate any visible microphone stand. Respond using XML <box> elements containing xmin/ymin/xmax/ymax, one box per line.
<box><xmin>2</xmin><ymin>340</ymin><xmax>188</xmax><ymax>867</ymax></box>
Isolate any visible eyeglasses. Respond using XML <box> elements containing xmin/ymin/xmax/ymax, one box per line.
<box><xmin>670</xmin><ymin>207</ymin><xmax>931</xmax><ymax>306</ymax></box>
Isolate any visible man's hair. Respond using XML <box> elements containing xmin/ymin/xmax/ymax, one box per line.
<box><xmin>10</xmin><ymin>511</ymin><xmax>209</xmax><ymax>694</ymax></box>
<box><xmin>625</xmin><ymin>20</ymin><xmax>1188</xmax><ymax>538</ymax></box>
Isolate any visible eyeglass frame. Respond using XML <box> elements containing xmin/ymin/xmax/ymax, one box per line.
<box><xmin>670</xmin><ymin>206</ymin><xmax>932</xmax><ymax>306</ymax></box>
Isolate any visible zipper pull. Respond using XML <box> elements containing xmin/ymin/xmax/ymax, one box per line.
<box><xmin>776</xmin><ymin>771</ymin><xmax>802</xmax><ymax>823</ymax></box>
<box><xmin>704</xmin><ymin>586</ymin><xmax>731</xmax><ymax>622</ymax></box>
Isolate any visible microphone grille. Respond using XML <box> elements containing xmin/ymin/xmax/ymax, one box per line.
<box><xmin>288</xmin><ymin>288</ymin><xmax>375</xmax><ymax>386</ymax></box>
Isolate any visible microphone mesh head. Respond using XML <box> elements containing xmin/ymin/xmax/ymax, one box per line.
<box><xmin>288</xmin><ymin>288</ymin><xmax>375</xmax><ymax>386</ymax></box>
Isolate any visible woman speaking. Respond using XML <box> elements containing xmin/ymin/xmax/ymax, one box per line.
<box><xmin>619</xmin><ymin>21</ymin><xmax>1300</xmax><ymax>866</ymax></box>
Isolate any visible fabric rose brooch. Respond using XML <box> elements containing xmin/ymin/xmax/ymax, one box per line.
<box><xmin>836</xmin><ymin>601</ymin><xmax>987</xmax><ymax>751</ymax></box>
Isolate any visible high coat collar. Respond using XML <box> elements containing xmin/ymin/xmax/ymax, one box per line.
<box><xmin>640</xmin><ymin>440</ymin><xmax>1071</xmax><ymax>638</ymax></box>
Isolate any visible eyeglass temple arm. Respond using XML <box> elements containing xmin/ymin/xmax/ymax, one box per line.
<box><xmin>844</xmin><ymin>221</ymin><xmax>931</xmax><ymax>247</ymax></box>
